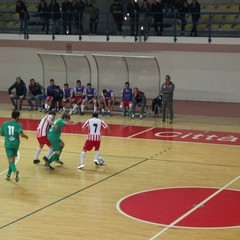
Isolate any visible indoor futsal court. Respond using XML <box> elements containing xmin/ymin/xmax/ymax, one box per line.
<box><xmin>0</xmin><ymin>98</ymin><xmax>239</xmax><ymax>240</ymax></box>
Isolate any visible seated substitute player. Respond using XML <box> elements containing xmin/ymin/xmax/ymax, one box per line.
<box><xmin>50</xmin><ymin>85</ymin><xmax>64</xmax><ymax>112</ymax></box>
<box><xmin>62</xmin><ymin>83</ymin><xmax>74</xmax><ymax>113</ymax></box>
<box><xmin>33</xmin><ymin>110</ymin><xmax>59</xmax><ymax>164</ymax></box>
<box><xmin>44</xmin><ymin>79</ymin><xmax>56</xmax><ymax>112</ymax></box>
<box><xmin>81</xmin><ymin>83</ymin><xmax>97</xmax><ymax>114</ymax></box>
<box><xmin>98</xmin><ymin>89</ymin><xmax>115</xmax><ymax>116</ymax></box>
<box><xmin>120</xmin><ymin>81</ymin><xmax>133</xmax><ymax>116</ymax></box>
<box><xmin>77</xmin><ymin>112</ymin><xmax>111</xmax><ymax>169</ymax></box>
<box><xmin>27</xmin><ymin>78</ymin><xmax>45</xmax><ymax>112</ymax></box>
<box><xmin>70</xmin><ymin>80</ymin><xmax>85</xmax><ymax>115</ymax></box>
<box><xmin>44</xmin><ymin>113</ymin><xmax>78</xmax><ymax>170</ymax></box>
<box><xmin>131</xmin><ymin>87</ymin><xmax>146</xmax><ymax>119</ymax></box>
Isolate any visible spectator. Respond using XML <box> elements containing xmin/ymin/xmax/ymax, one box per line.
<box><xmin>177</xmin><ymin>0</ymin><xmax>189</xmax><ymax>36</ymax></box>
<box><xmin>131</xmin><ymin>87</ymin><xmax>146</xmax><ymax>119</ymax></box>
<box><xmin>110</xmin><ymin>0</ymin><xmax>124</xmax><ymax>35</ymax></box>
<box><xmin>38</xmin><ymin>0</ymin><xmax>49</xmax><ymax>34</ymax></box>
<box><xmin>27</xmin><ymin>78</ymin><xmax>45</xmax><ymax>112</ymax></box>
<box><xmin>141</xmin><ymin>0</ymin><xmax>152</xmax><ymax>37</ymax></box>
<box><xmin>51</xmin><ymin>85</ymin><xmax>64</xmax><ymax>112</ymax></box>
<box><xmin>98</xmin><ymin>89</ymin><xmax>115</xmax><ymax>116</ymax></box>
<box><xmin>87</xmin><ymin>4</ymin><xmax>100</xmax><ymax>35</ymax></box>
<box><xmin>62</xmin><ymin>83</ymin><xmax>74</xmax><ymax>113</ymax></box>
<box><xmin>127</xmin><ymin>0</ymin><xmax>140</xmax><ymax>36</ymax></box>
<box><xmin>8</xmin><ymin>76</ymin><xmax>27</xmax><ymax>111</ymax></box>
<box><xmin>16</xmin><ymin>0</ymin><xmax>29</xmax><ymax>34</ymax></box>
<box><xmin>151</xmin><ymin>0</ymin><xmax>163</xmax><ymax>36</ymax></box>
<box><xmin>189</xmin><ymin>0</ymin><xmax>201</xmax><ymax>36</ymax></box>
<box><xmin>82</xmin><ymin>83</ymin><xmax>98</xmax><ymax>115</ymax></box>
<box><xmin>62</xmin><ymin>0</ymin><xmax>74</xmax><ymax>34</ymax></box>
<box><xmin>74</xmin><ymin>0</ymin><xmax>85</xmax><ymax>33</ymax></box>
<box><xmin>70</xmin><ymin>80</ymin><xmax>85</xmax><ymax>115</ymax></box>
<box><xmin>49</xmin><ymin>0</ymin><xmax>61</xmax><ymax>34</ymax></box>
<box><xmin>120</xmin><ymin>81</ymin><xmax>133</xmax><ymax>116</ymax></box>
<box><xmin>161</xmin><ymin>74</ymin><xmax>175</xmax><ymax>124</ymax></box>
<box><xmin>44</xmin><ymin>79</ymin><xmax>56</xmax><ymax>112</ymax></box>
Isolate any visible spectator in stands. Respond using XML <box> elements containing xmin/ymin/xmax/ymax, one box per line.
<box><xmin>74</xmin><ymin>0</ymin><xmax>85</xmax><ymax>34</ymax></box>
<box><xmin>8</xmin><ymin>76</ymin><xmax>27</xmax><ymax>111</ymax></box>
<box><xmin>177</xmin><ymin>0</ymin><xmax>189</xmax><ymax>36</ymax></box>
<box><xmin>62</xmin><ymin>83</ymin><xmax>74</xmax><ymax>113</ymax></box>
<box><xmin>189</xmin><ymin>0</ymin><xmax>201</xmax><ymax>36</ymax></box>
<box><xmin>70</xmin><ymin>80</ymin><xmax>85</xmax><ymax>115</ymax></box>
<box><xmin>27</xmin><ymin>78</ymin><xmax>45</xmax><ymax>112</ymax></box>
<box><xmin>120</xmin><ymin>81</ymin><xmax>133</xmax><ymax>116</ymax></box>
<box><xmin>44</xmin><ymin>79</ymin><xmax>56</xmax><ymax>112</ymax></box>
<box><xmin>51</xmin><ymin>85</ymin><xmax>63</xmax><ymax>111</ymax></box>
<box><xmin>49</xmin><ymin>0</ymin><xmax>61</xmax><ymax>34</ymax></box>
<box><xmin>38</xmin><ymin>0</ymin><xmax>49</xmax><ymax>34</ymax></box>
<box><xmin>161</xmin><ymin>74</ymin><xmax>175</xmax><ymax>124</ymax></box>
<box><xmin>16</xmin><ymin>0</ymin><xmax>29</xmax><ymax>34</ymax></box>
<box><xmin>110</xmin><ymin>0</ymin><xmax>124</xmax><ymax>35</ymax></box>
<box><xmin>127</xmin><ymin>0</ymin><xmax>140</xmax><ymax>36</ymax></box>
<box><xmin>131</xmin><ymin>87</ymin><xmax>146</xmax><ymax>120</ymax></box>
<box><xmin>87</xmin><ymin>4</ymin><xmax>100</xmax><ymax>35</ymax></box>
<box><xmin>62</xmin><ymin>0</ymin><xmax>74</xmax><ymax>35</ymax></box>
<box><xmin>141</xmin><ymin>0</ymin><xmax>152</xmax><ymax>37</ymax></box>
<box><xmin>151</xmin><ymin>0</ymin><xmax>164</xmax><ymax>36</ymax></box>
<box><xmin>81</xmin><ymin>83</ymin><xmax>98</xmax><ymax>115</ymax></box>
<box><xmin>98</xmin><ymin>89</ymin><xmax>115</xmax><ymax>116</ymax></box>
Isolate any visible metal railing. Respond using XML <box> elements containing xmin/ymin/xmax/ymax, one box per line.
<box><xmin>0</xmin><ymin>11</ymin><xmax>239</xmax><ymax>42</ymax></box>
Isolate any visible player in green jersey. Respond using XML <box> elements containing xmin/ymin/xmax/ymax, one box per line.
<box><xmin>44</xmin><ymin>113</ymin><xmax>77</xmax><ymax>170</ymax></box>
<box><xmin>0</xmin><ymin>111</ymin><xmax>28</xmax><ymax>182</ymax></box>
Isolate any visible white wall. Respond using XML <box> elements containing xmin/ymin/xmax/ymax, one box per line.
<box><xmin>0</xmin><ymin>35</ymin><xmax>239</xmax><ymax>103</ymax></box>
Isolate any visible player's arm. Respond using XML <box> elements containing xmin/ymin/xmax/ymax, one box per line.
<box><xmin>20</xmin><ymin>132</ymin><xmax>29</xmax><ymax>139</ymax></box>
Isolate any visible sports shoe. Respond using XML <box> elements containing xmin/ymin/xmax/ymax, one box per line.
<box><xmin>80</xmin><ymin>111</ymin><xmax>84</xmax><ymax>116</ymax></box>
<box><xmin>33</xmin><ymin>159</ymin><xmax>40</xmax><ymax>164</ymax></box>
<box><xmin>140</xmin><ymin>114</ymin><xmax>143</xmax><ymax>119</ymax></box>
<box><xmin>54</xmin><ymin>159</ymin><xmax>64</xmax><ymax>164</ymax></box>
<box><xmin>131</xmin><ymin>114</ymin><xmax>135</xmax><ymax>119</ymax></box>
<box><xmin>94</xmin><ymin>159</ymin><xmax>99</xmax><ymax>166</ymax></box>
<box><xmin>169</xmin><ymin>120</ymin><xmax>173</xmax><ymax>124</ymax></box>
<box><xmin>45</xmin><ymin>164</ymin><xmax>54</xmax><ymax>170</ymax></box>
<box><xmin>161</xmin><ymin>119</ymin><xmax>165</xmax><ymax>123</ymax></box>
<box><xmin>77</xmin><ymin>164</ymin><xmax>84</xmax><ymax>169</ymax></box>
<box><xmin>6</xmin><ymin>175</ymin><xmax>10</xmax><ymax>181</ymax></box>
<box><xmin>15</xmin><ymin>170</ymin><xmax>19</xmax><ymax>182</ymax></box>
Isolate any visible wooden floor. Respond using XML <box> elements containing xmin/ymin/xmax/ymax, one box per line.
<box><xmin>0</xmin><ymin>102</ymin><xmax>240</xmax><ymax>240</ymax></box>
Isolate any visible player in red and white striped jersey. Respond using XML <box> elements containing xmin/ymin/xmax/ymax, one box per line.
<box><xmin>77</xmin><ymin>112</ymin><xmax>110</xmax><ymax>169</ymax></box>
<box><xmin>33</xmin><ymin>111</ymin><xmax>56</xmax><ymax>164</ymax></box>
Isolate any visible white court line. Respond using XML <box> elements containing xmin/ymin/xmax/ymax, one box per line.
<box><xmin>149</xmin><ymin>175</ymin><xmax>240</xmax><ymax>240</ymax></box>
<box><xmin>127</xmin><ymin>127</ymin><xmax>155</xmax><ymax>139</ymax></box>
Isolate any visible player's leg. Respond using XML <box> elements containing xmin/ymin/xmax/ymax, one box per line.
<box><xmin>77</xmin><ymin>140</ymin><xmax>93</xmax><ymax>169</ymax></box>
<box><xmin>93</xmin><ymin>141</ymin><xmax>101</xmax><ymax>165</ymax></box>
<box><xmin>6</xmin><ymin>148</ymin><xmax>19</xmax><ymax>182</ymax></box>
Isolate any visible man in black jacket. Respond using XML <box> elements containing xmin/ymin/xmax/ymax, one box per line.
<box><xmin>8</xmin><ymin>77</ymin><xmax>27</xmax><ymax>111</ymax></box>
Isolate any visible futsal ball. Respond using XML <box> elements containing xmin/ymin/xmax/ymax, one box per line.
<box><xmin>98</xmin><ymin>157</ymin><xmax>105</xmax><ymax>165</ymax></box>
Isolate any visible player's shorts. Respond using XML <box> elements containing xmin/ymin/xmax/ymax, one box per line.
<box><xmin>37</xmin><ymin>136</ymin><xmax>51</xmax><ymax>147</ymax></box>
<box><xmin>5</xmin><ymin>147</ymin><xmax>18</xmax><ymax>159</ymax></box>
<box><xmin>83</xmin><ymin>140</ymin><xmax>101</xmax><ymax>151</ymax></box>
<box><xmin>48</xmin><ymin>137</ymin><xmax>62</xmax><ymax>151</ymax></box>
<box><xmin>46</xmin><ymin>96</ymin><xmax>53</xmax><ymax>101</ymax></box>
<box><xmin>122</xmin><ymin>100</ymin><xmax>132</xmax><ymax>106</ymax></box>
<box><xmin>73</xmin><ymin>97</ymin><xmax>84</xmax><ymax>104</ymax></box>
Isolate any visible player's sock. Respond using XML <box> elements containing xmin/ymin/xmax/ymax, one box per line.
<box><xmin>93</xmin><ymin>106</ymin><xmax>97</xmax><ymax>112</ymax></box>
<box><xmin>46</xmin><ymin>148</ymin><xmax>54</xmax><ymax>158</ymax></box>
<box><xmin>7</xmin><ymin>167</ymin><xmax>12</xmax><ymax>177</ymax></box>
<box><xmin>34</xmin><ymin>147</ymin><xmax>42</xmax><ymax>160</ymax></box>
<box><xmin>94</xmin><ymin>150</ymin><xmax>99</xmax><ymax>160</ymax></box>
<box><xmin>49</xmin><ymin>153</ymin><xmax>60</xmax><ymax>163</ymax></box>
<box><xmin>81</xmin><ymin>104</ymin><xmax>84</xmax><ymax>112</ymax></box>
<box><xmin>9</xmin><ymin>162</ymin><xmax>16</xmax><ymax>173</ymax></box>
<box><xmin>80</xmin><ymin>151</ymin><xmax>86</xmax><ymax>165</ymax></box>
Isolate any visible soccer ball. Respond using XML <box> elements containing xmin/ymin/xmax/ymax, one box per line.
<box><xmin>98</xmin><ymin>157</ymin><xmax>105</xmax><ymax>165</ymax></box>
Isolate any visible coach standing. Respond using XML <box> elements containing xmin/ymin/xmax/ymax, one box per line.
<box><xmin>161</xmin><ymin>74</ymin><xmax>175</xmax><ymax>124</ymax></box>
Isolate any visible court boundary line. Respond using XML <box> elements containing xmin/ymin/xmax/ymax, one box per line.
<box><xmin>149</xmin><ymin>175</ymin><xmax>240</xmax><ymax>240</ymax></box>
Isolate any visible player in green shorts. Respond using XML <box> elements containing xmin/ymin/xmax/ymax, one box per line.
<box><xmin>0</xmin><ymin>111</ymin><xmax>28</xmax><ymax>182</ymax></box>
<box><xmin>44</xmin><ymin>113</ymin><xmax>77</xmax><ymax>170</ymax></box>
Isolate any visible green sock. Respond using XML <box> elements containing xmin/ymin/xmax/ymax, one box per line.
<box><xmin>60</xmin><ymin>145</ymin><xmax>64</xmax><ymax>151</ymax></box>
<box><xmin>9</xmin><ymin>162</ymin><xmax>16</xmax><ymax>173</ymax></box>
<box><xmin>7</xmin><ymin>167</ymin><xmax>12</xmax><ymax>176</ymax></box>
<box><xmin>49</xmin><ymin>153</ymin><xmax>59</xmax><ymax>163</ymax></box>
